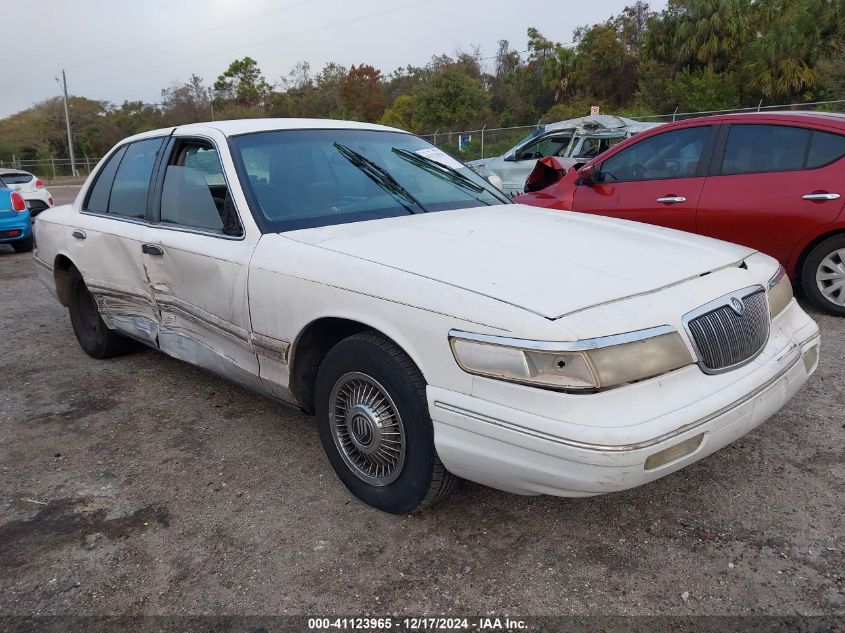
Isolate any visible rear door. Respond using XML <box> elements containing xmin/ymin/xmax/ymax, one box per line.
<box><xmin>142</xmin><ymin>133</ymin><xmax>263</xmax><ymax>390</ymax></box>
<box><xmin>696</xmin><ymin>123</ymin><xmax>845</xmax><ymax>265</ymax></box>
<box><xmin>570</xmin><ymin>124</ymin><xmax>718</xmax><ymax>233</ymax></box>
<box><xmin>72</xmin><ymin>137</ymin><xmax>165</xmax><ymax>345</ymax></box>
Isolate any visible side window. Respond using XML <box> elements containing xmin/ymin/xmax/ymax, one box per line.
<box><xmin>108</xmin><ymin>138</ymin><xmax>164</xmax><ymax>218</ymax></box>
<box><xmin>516</xmin><ymin>135</ymin><xmax>570</xmax><ymax>160</ymax></box>
<box><xmin>599</xmin><ymin>126</ymin><xmax>711</xmax><ymax>182</ymax></box>
<box><xmin>85</xmin><ymin>145</ymin><xmax>127</xmax><ymax>213</ymax></box>
<box><xmin>159</xmin><ymin>141</ymin><xmax>242</xmax><ymax>236</ymax></box>
<box><xmin>720</xmin><ymin>124</ymin><xmax>810</xmax><ymax>175</ymax></box>
<box><xmin>806</xmin><ymin>130</ymin><xmax>845</xmax><ymax>168</ymax></box>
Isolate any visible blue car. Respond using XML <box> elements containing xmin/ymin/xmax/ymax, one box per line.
<box><xmin>0</xmin><ymin>175</ymin><xmax>33</xmax><ymax>253</ymax></box>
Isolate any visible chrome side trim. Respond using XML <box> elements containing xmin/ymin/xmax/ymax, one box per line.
<box><xmin>156</xmin><ymin>295</ymin><xmax>250</xmax><ymax>344</ymax></box>
<box><xmin>448</xmin><ymin>325</ymin><xmax>677</xmax><ymax>352</ymax></box>
<box><xmin>250</xmin><ymin>332</ymin><xmax>291</xmax><ymax>364</ymax></box>
<box><xmin>33</xmin><ymin>256</ymin><xmax>53</xmax><ymax>272</ymax></box>
<box><xmin>433</xmin><ymin>345</ymin><xmax>801</xmax><ymax>452</ymax></box>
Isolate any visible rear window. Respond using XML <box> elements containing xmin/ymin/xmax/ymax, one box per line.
<box><xmin>721</xmin><ymin>125</ymin><xmax>811</xmax><ymax>175</ymax></box>
<box><xmin>806</xmin><ymin>130</ymin><xmax>845</xmax><ymax>168</ymax></box>
<box><xmin>0</xmin><ymin>172</ymin><xmax>33</xmax><ymax>184</ymax></box>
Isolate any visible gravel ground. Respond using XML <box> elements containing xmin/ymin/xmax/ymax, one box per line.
<box><xmin>0</xmin><ymin>186</ymin><xmax>842</xmax><ymax>617</ymax></box>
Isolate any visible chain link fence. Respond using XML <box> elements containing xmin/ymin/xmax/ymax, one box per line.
<box><xmin>0</xmin><ymin>157</ymin><xmax>101</xmax><ymax>181</ymax></box>
<box><xmin>419</xmin><ymin>99</ymin><xmax>845</xmax><ymax>161</ymax></box>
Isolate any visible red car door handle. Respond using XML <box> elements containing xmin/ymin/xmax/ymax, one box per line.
<box><xmin>657</xmin><ymin>196</ymin><xmax>686</xmax><ymax>204</ymax></box>
<box><xmin>802</xmin><ymin>192</ymin><xmax>840</xmax><ymax>201</ymax></box>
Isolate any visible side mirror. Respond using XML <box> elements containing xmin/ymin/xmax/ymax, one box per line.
<box><xmin>503</xmin><ymin>151</ymin><xmax>516</xmax><ymax>162</ymax></box>
<box><xmin>579</xmin><ymin>164</ymin><xmax>599</xmax><ymax>185</ymax></box>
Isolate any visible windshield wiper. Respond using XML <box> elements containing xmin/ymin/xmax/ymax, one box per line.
<box><xmin>391</xmin><ymin>147</ymin><xmax>499</xmax><ymax>199</ymax></box>
<box><xmin>334</xmin><ymin>143</ymin><xmax>426</xmax><ymax>214</ymax></box>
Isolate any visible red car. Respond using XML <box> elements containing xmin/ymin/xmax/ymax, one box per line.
<box><xmin>517</xmin><ymin>112</ymin><xmax>845</xmax><ymax>315</ymax></box>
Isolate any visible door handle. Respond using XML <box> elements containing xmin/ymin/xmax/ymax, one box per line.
<box><xmin>657</xmin><ymin>196</ymin><xmax>686</xmax><ymax>204</ymax></box>
<box><xmin>71</xmin><ymin>229</ymin><xmax>86</xmax><ymax>240</ymax></box>
<box><xmin>141</xmin><ymin>243</ymin><xmax>164</xmax><ymax>256</ymax></box>
<box><xmin>802</xmin><ymin>192</ymin><xmax>840</xmax><ymax>201</ymax></box>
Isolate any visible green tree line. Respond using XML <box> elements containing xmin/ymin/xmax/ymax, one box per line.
<box><xmin>1</xmin><ymin>0</ymin><xmax>843</xmax><ymax>163</ymax></box>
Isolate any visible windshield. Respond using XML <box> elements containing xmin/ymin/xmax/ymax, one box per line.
<box><xmin>230</xmin><ymin>129</ymin><xmax>510</xmax><ymax>233</ymax></box>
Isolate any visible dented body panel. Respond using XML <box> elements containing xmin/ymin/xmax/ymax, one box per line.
<box><xmin>31</xmin><ymin>118</ymin><xmax>821</xmax><ymax>501</ymax></box>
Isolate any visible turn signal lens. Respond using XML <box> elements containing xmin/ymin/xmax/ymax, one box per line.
<box><xmin>768</xmin><ymin>265</ymin><xmax>793</xmax><ymax>318</ymax></box>
<box><xmin>644</xmin><ymin>434</ymin><xmax>704</xmax><ymax>470</ymax></box>
<box><xmin>803</xmin><ymin>344</ymin><xmax>819</xmax><ymax>374</ymax></box>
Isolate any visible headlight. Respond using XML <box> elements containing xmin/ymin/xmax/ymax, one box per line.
<box><xmin>449</xmin><ymin>327</ymin><xmax>693</xmax><ymax>391</ymax></box>
<box><xmin>768</xmin><ymin>265</ymin><xmax>793</xmax><ymax>318</ymax></box>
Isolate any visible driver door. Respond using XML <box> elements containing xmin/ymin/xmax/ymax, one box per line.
<box><xmin>570</xmin><ymin>125</ymin><xmax>718</xmax><ymax>233</ymax></box>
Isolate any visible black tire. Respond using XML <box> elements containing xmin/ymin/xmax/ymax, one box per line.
<box><xmin>67</xmin><ymin>267</ymin><xmax>136</xmax><ymax>359</ymax></box>
<box><xmin>11</xmin><ymin>237</ymin><xmax>33</xmax><ymax>253</ymax></box>
<box><xmin>314</xmin><ymin>332</ymin><xmax>456</xmax><ymax>514</ymax></box>
<box><xmin>801</xmin><ymin>234</ymin><xmax>845</xmax><ymax>316</ymax></box>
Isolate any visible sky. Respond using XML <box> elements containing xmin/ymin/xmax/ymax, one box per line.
<box><xmin>3</xmin><ymin>0</ymin><xmax>668</xmax><ymax>118</ymax></box>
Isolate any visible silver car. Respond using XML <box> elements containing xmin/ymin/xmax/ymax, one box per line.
<box><xmin>469</xmin><ymin>115</ymin><xmax>662</xmax><ymax>195</ymax></box>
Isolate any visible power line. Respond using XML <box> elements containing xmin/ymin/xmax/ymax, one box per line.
<box><xmin>96</xmin><ymin>0</ymin><xmax>434</xmax><ymax>83</ymax></box>
<box><xmin>67</xmin><ymin>0</ymin><xmax>322</xmax><ymax>72</ymax></box>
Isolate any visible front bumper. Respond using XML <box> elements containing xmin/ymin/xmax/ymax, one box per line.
<box><xmin>428</xmin><ymin>300</ymin><xmax>820</xmax><ymax>496</ymax></box>
<box><xmin>0</xmin><ymin>212</ymin><xmax>33</xmax><ymax>243</ymax></box>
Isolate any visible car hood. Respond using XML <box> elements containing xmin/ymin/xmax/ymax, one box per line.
<box><xmin>282</xmin><ymin>204</ymin><xmax>754</xmax><ymax>320</ymax></box>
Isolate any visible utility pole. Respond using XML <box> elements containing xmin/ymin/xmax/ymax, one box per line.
<box><xmin>58</xmin><ymin>70</ymin><xmax>78</xmax><ymax>178</ymax></box>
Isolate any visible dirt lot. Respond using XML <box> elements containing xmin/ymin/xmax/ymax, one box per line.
<box><xmin>0</xmin><ymin>186</ymin><xmax>843</xmax><ymax>617</ymax></box>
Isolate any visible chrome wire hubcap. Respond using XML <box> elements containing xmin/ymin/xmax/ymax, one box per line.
<box><xmin>329</xmin><ymin>372</ymin><xmax>406</xmax><ymax>486</ymax></box>
<box><xmin>817</xmin><ymin>248</ymin><xmax>845</xmax><ymax>306</ymax></box>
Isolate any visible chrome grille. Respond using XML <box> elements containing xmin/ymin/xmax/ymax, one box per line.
<box><xmin>687</xmin><ymin>288</ymin><xmax>769</xmax><ymax>372</ymax></box>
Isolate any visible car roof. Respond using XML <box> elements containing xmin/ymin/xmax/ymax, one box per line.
<box><xmin>122</xmin><ymin>118</ymin><xmax>408</xmax><ymax>144</ymax></box>
<box><xmin>0</xmin><ymin>168</ymin><xmax>32</xmax><ymax>176</ymax></box>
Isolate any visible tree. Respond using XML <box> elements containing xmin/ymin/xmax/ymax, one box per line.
<box><xmin>412</xmin><ymin>69</ymin><xmax>491</xmax><ymax>131</ymax></box>
<box><xmin>380</xmin><ymin>94</ymin><xmax>416</xmax><ymax>130</ymax></box>
<box><xmin>340</xmin><ymin>65</ymin><xmax>386</xmax><ymax>122</ymax></box>
<box><xmin>572</xmin><ymin>24</ymin><xmax>638</xmax><ymax>107</ymax></box>
<box><xmin>743</xmin><ymin>0</ymin><xmax>824</xmax><ymax>99</ymax></box>
<box><xmin>160</xmin><ymin>74</ymin><xmax>210</xmax><ymax>125</ymax></box>
<box><xmin>609</xmin><ymin>1</ymin><xmax>657</xmax><ymax>53</ymax></box>
<box><xmin>213</xmin><ymin>57</ymin><xmax>270</xmax><ymax>107</ymax></box>
<box><xmin>672</xmin><ymin>0</ymin><xmax>752</xmax><ymax>74</ymax></box>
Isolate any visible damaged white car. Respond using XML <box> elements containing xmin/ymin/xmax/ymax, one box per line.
<box><xmin>468</xmin><ymin>115</ymin><xmax>662</xmax><ymax>195</ymax></box>
<box><xmin>33</xmin><ymin>119</ymin><xmax>820</xmax><ymax>514</ymax></box>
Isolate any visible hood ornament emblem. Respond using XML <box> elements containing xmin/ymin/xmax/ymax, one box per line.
<box><xmin>729</xmin><ymin>297</ymin><xmax>746</xmax><ymax>316</ymax></box>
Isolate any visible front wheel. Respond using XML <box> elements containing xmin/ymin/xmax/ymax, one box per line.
<box><xmin>314</xmin><ymin>332</ymin><xmax>456</xmax><ymax>514</ymax></box>
<box><xmin>801</xmin><ymin>235</ymin><xmax>845</xmax><ymax>316</ymax></box>
<box><xmin>67</xmin><ymin>267</ymin><xmax>136</xmax><ymax>358</ymax></box>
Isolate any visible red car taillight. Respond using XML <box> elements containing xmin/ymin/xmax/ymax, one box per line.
<box><xmin>35</xmin><ymin>179</ymin><xmax>45</xmax><ymax>188</ymax></box>
<box><xmin>10</xmin><ymin>191</ymin><xmax>26</xmax><ymax>212</ymax></box>
<box><xmin>48</xmin><ymin>197</ymin><xmax>54</xmax><ymax>206</ymax></box>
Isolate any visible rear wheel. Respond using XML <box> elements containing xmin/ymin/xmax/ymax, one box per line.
<box><xmin>67</xmin><ymin>267</ymin><xmax>135</xmax><ymax>358</ymax></box>
<box><xmin>801</xmin><ymin>235</ymin><xmax>845</xmax><ymax>316</ymax></box>
<box><xmin>11</xmin><ymin>237</ymin><xmax>33</xmax><ymax>253</ymax></box>
<box><xmin>314</xmin><ymin>332</ymin><xmax>456</xmax><ymax>514</ymax></box>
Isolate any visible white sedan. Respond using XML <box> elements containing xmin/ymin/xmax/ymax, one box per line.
<box><xmin>32</xmin><ymin>119</ymin><xmax>820</xmax><ymax>514</ymax></box>
<box><xmin>0</xmin><ymin>168</ymin><xmax>54</xmax><ymax>216</ymax></box>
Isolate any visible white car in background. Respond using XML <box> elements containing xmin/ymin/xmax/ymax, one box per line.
<box><xmin>469</xmin><ymin>115</ymin><xmax>662</xmax><ymax>195</ymax></box>
<box><xmin>33</xmin><ymin>119</ymin><xmax>819</xmax><ymax>514</ymax></box>
<box><xmin>0</xmin><ymin>168</ymin><xmax>54</xmax><ymax>217</ymax></box>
